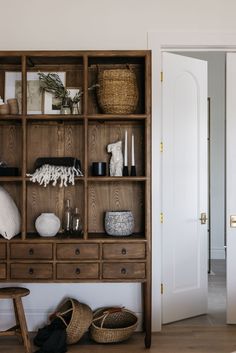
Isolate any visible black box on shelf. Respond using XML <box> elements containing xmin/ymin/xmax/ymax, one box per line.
<box><xmin>0</xmin><ymin>167</ymin><xmax>19</xmax><ymax>176</ymax></box>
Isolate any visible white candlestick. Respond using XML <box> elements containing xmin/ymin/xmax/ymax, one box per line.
<box><xmin>131</xmin><ymin>134</ymin><xmax>135</xmax><ymax>166</ymax></box>
<box><xmin>124</xmin><ymin>130</ymin><xmax>128</xmax><ymax>166</ymax></box>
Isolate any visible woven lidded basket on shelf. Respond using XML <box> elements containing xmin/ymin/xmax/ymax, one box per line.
<box><xmin>90</xmin><ymin>307</ymin><xmax>138</xmax><ymax>343</ymax></box>
<box><xmin>55</xmin><ymin>298</ymin><xmax>93</xmax><ymax>344</ymax></box>
<box><xmin>97</xmin><ymin>67</ymin><xmax>139</xmax><ymax>114</ymax></box>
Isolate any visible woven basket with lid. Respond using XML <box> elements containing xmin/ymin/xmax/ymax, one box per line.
<box><xmin>90</xmin><ymin>307</ymin><xmax>138</xmax><ymax>343</ymax></box>
<box><xmin>97</xmin><ymin>67</ymin><xmax>139</xmax><ymax>114</ymax></box>
<box><xmin>54</xmin><ymin>298</ymin><xmax>93</xmax><ymax>344</ymax></box>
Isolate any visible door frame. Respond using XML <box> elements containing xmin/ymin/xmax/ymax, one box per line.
<box><xmin>148</xmin><ymin>31</ymin><xmax>236</xmax><ymax>331</ymax></box>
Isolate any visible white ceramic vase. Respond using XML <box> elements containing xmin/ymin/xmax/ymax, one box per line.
<box><xmin>35</xmin><ymin>213</ymin><xmax>60</xmax><ymax>237</ymax></box>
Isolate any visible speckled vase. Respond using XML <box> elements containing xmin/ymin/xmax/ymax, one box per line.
<box><xmin>104</xmin><ymin>211</ymin><xmax>134</xmax><ymax>236</ymax></box>
<box><xmin>35</xmin><ymin>213</ymin><xmax>60</xmax><ymax>237</ymax></box>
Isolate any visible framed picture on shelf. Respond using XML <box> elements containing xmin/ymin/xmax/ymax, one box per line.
<box><xmin>42</xmin><ymin>72</ymin><xmax>66</xmax><ymax>114</ymax></box>
<box><xmin>5</xmin><ymin>72</ymin><xmax>43</xmax><ymax>114</ymax></box>
<box><xmin>67</xmin><ymin>87</ymin><xmax>82</xmax><ymax>114</ymax></box>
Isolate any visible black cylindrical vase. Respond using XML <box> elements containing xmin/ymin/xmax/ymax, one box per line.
<box><xmin>92</xmin><ymin>162</ymin><xmax>106</xmax><ymax>176</ymax></box>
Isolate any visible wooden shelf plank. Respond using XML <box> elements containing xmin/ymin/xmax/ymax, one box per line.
<box><xmin>0</xmin><ymin>176</ymin><xmax>23</xmax><ymax>182</ymax></box>
<box><xmin>26</xmin><ymin>115</ymin><xmax>85</xmax><ymax>121</ymax></box>
<box><xmin>87</xmin><ymin>114</ymin><xmax>147</xmax><ymax>121</ymax></box>
<box><xmin>0</xmin><ymin>116</ymin><xmax>22</xmax><ymax>120</ymax></box>
<box><xmin>88</xmin><ymin>232</ymin><xmax>146</xmax><ymax>241</ymax></box>
<box><xmin>87</xmin><ymin>176</ymin><xmax>147</xmax><ymax>182</ymax></box>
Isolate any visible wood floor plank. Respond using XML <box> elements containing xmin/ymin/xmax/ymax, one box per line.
<box><xmin>1</xmin><ymin>328</ymin><xmax>236</xmax><ymax>353</ymax></box>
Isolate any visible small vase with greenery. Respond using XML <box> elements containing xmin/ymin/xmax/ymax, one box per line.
<box><xmin>38</xmin><ymin>72</ymin><xmax>98</xmax><ymax>114</ymax></box>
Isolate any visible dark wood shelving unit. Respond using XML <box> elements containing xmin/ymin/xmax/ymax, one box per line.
<box><xmin>0</xmin><ymin>50</ymin><xmax>151</xmax><ymax>348</ymax></box>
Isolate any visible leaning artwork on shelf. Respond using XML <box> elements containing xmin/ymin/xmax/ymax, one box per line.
<box><xmin>5</xmin><ymin>72</ymin><xmax>66</xmax><ymax>115</ymax></box>
<box><xmin>5</xmin><ymin>72</ymin><xmax>43</xmax><ymax>114</ymax></box>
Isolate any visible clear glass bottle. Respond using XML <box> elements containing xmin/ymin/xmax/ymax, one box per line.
<box><xmin>60</xmin><ymin>97</ymin><xmax>71</xmax><ymax>115</ymax></box>
<box><xmin>63</xmin><ymin>199</ymin><xmax>72</xmax><ymax>234</ymax></box>
<box><xmin>72</xmin><ymin>207</ymin><xmax>82</xmax><ymax>235</ymax></box>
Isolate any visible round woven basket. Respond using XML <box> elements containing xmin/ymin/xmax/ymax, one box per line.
<box><xmin>97</xmin><ymin>68</ymin><xmax>139</xmax><ymax>114</ymax></box>
<box><xmin>90</xmin><ymin>307</ymin><xmax>138</xmax><ymax>343</ymax></box>
<box><xmin>55</xmin><ymin>298</ymin><xmax>93</xmax><ymax>344</ymax></box>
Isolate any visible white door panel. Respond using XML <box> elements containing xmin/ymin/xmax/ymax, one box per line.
<box><xmin>226</xmin><ymin>53</ymin><xmax>236</xmax><ymax>323</ymax></box>
<box><xmin>162</xmin><ymin>52</ymin><xmax>208</xmax><ymax>324</ymax></box>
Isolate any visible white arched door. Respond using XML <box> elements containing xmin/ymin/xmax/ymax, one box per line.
<box><xmin>162</xmin><ymin>52</ymin><xmax>208</xmax><ymax>323</ymax></box>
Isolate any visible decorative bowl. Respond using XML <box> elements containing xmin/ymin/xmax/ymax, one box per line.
<box><xmin>104</xmin><ymin>211</ymin><xmax>134</xmax><ymax>236</ymax></box>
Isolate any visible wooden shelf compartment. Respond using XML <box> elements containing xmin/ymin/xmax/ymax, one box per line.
<box><xmin>87</xmin><ymin>181</ymin><xmax>145</xmax><ymax>236</ymax></box>
<box><xmin>25</xmin><ymin>55</ymin><xmax>84</xmax><ymax>115</ymax></box>
<box><xmin>26</xmin><ymin>182</ymin><xmax>85</xmax><ymax>237</ymax></box>
<box><xmin>0</xmin><ymin>121</ymin><xmax>23</xmax><ymax>176</ymax></box>
<box><xmin>0</xmin><ymin>180</ymin><xmax>23</xmax><ymax>224</ymax></box>
<box><xmin>87</xmin><ymin>120</ymin><xmax>145</xmax><ymax>177</ymax></box>
<box><xmin>87</xmin><ymin>56</ymin><xmax>146</xmax><ymax>115</ymax></box>
<box><xmin>26</xmin><ymin>121</ymin><xmax>85</xmax><ymax>175</ymax></box>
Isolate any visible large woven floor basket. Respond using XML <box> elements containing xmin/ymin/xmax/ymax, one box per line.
<box><xmin>55</xmin><ymin>298</ymin><xmax>93</xmax><ymax>344</ymax></box>
<box><xmin>90</xmin><ymin>307</ymin><xmax>138</xmax><ymax>343</ymax></box>
<box><xmin>97</xmin><ymin>68</ymin><xmax>139</xmax><ymax>114</ymax></box>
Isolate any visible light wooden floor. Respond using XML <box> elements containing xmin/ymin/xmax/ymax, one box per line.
<box><xmin>1</xmin><ymin>328</ymin><xmax>236</xmax><ymax>353</ymax></box>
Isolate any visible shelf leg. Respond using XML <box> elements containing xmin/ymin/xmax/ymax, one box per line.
<box><xmin>143</xmin><ymin>281</ymin><xmax>152</xmax><ymax>348</ymax></box>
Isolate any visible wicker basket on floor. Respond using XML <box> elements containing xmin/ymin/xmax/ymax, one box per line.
<box><xmin>90</xmin><ymin>307</ymin><xmax>138</xmax><ymax>343</ymax></box>
<box><xmin>54</xmin><ymin>298</ymin><xmax>93</xmax><ymax>344</ymax></box>
<box><xmin>97</xmin><ymin>67</ymin><xmax>139</xmax><ymax>114</ymax></box>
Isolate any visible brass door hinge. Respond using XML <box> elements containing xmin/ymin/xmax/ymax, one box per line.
<box><xmin>160</xmin><ymin>142</ymin><xmax>163</xmax><ymax>152</ymax></box>
<box><xmin>161</xmin><ymin>71</ymin><xmax>163</xmax><ymax>82</ymax></box>
<box><xmin>161</xmin><ymin>283</ymin><xmax>164</xmax><ymax>294</ymax></box>
<box><xmin>160</xmin><ymin>213</ymin><xmax>164</xmax><ymax>223</ymax></box>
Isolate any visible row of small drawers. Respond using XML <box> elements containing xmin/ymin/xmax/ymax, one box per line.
<box><xmin>0</xmin><ymin>262</ymin><xmax>146</xmax><ymax>280</ymax></box>
<box><xmin>0</xmin><ymin>243</ymin><xmax>146</xmax><ymax>260</ymax></box>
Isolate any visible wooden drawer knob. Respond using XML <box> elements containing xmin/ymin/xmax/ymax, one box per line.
<box><xmin>121</xmin><ymin>248</ymin><xmax>127</xmax><ymax>255</ymax></box>
<box><xmin>29</xmin><ymin>268</ymin><xmax>34</xmax><ymax>275</ymax></box>
<box><xmin>29</xmin><ymin>248</ymin><xmax>34</xmax><ymax>255</ymax></box>
<box><xmin>121</xmin><ymin>268</ymin><xmax>127</xmax><ymax>275</ymax></box>
<box><xmin>76</xmin><ymin>268</ymin><xmax>80</xmax><ymax>275</ymax></box>
<box><xmin>75</xmin><ymin>248</ymin><xmax>80</xmax><ymax>256</ymax></box>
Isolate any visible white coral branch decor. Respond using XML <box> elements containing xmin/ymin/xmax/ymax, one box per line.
<box><xmin>27</xmin><ymin>164</ymin><xmax>83</xmax><ymax>187</ymax></box>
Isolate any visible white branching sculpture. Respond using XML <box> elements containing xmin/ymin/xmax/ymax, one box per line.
<box><xmin>27</xmin><ymin>164</ymin><xmax>83</xmax><ymax>187</ymax></box>
<box><xmin>107</xmin><ymin>141</ymin><xmax>123</xmax><ymax>176</ymax></box>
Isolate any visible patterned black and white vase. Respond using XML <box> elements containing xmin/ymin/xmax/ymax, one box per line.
<box><xmin>104</xmin><ymin>211</ymin><xmax>134</xmax><ymax>236</ymax></box>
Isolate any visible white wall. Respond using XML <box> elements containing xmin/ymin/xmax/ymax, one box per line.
<box><xmin>1</xmin><ymin>0</ymin><xmax>236</xmax><ymax>332</ymax></box>
<box><xmin>178</xmin><ymin>52</ymin><xmax>226</xmax><ymax>260</ymax></box>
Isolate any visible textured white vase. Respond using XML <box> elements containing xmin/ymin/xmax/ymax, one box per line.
<box><xmin>0</xmin><ymin>186</ymin><xmax>21</xmax><ymax>240</ymax></box>
<box><xmin>35</xmin><ymin>213</ymin><xmax>60</xmax><ymax>237</ymax></box>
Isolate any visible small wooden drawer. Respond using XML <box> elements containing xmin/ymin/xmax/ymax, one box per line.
<box><xmin>102</xmin><ymin>262</ymin><xmax>146</xmax><ymax>279</ymax></box>
<box><xmin>56</xmin><ymin>263</ymin><xmax>99</xmax><ymax>279</ymax></box>
<box><xmin>56</xmin><ymin>244</ymin><xmax>99</xmax><ymax>260</ymax></box>
<box><xmin>103</xmin><ymin>243</ymin><xmax>146</xmax><ymax>260</ymax></box>
<box><xmin>10</xmin><ymin>244</ymin><xmax>53</xmax><ymax>260</ymax></box>
<box><xmin>10</xmin><ymin>263</ymin><xmax>53</xmax><ymax>280</ymax></box>
<box><xmin>0</xmin><ymin>264</ymin><xmax>6</xmax><ymax>279</ymax></box>
<box><xmin>0</xmin><ymin>244</ymin><xmax>6</xmax><ymax>259</ymax></box>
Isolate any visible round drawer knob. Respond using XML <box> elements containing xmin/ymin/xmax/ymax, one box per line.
<box><xmin>75</xmin><ymin>248</ymin><xmax>80</xmax><ymax>255</ymax></box>
<box><xmin>29</xmin><ymin>248</ymin><xmax>34</xmax><ymax>255</ymax></box>
<box><xmin>121</xmin><ymin>248</ymin><xmax>127</xmax><ymax>255</ymax></box>
<box><xmin>29</xmin><ymin>268</ymin><xmax>34</xmax><ymax>275</ymax></box>
<box><xmin>121</xmin><ymin>268</ymin><xmax>127</xmax><ymax>275</ymax></box>
<box><xmin>76</xmin><ymin>268</ymin><xmax>80</xmax><ymax>275</ymax></box>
